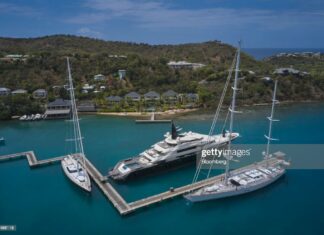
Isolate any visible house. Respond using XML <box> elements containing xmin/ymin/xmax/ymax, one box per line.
<box><xmin>118</xmin><ymin>70</ymin><xmax>126</xmax><ymax>80</ymax></box>
<box><xmin>167</xmin><ymin>61</ymin><xmax>205</xmax><ymax>70</ymax></box>
<box><xmin>0</xmin><ymin>87</ymin><xmax>11</xmax><ymax>96</ymax></box>
<box><xmin>77</xmin><ymin>100</ymin><xmax>96</xmax><ymax>112</ymax></box>
<box><xmin>261</xmin><ymin>77</ymin><xmax>272</xmax><ymax>82</ymax></box>
<box><xmin>185</xmin><ymin>93</ymin><xmax>199</xmax><ymax>102</ymax></box>
<box><xmin>144</xmin><ymin>91</ymin><xmax>160</xmax><ymax>101</ymax></box>
<box><xmin>45</xmin><ymin>99</ymin><xmax>71</xmax><ymax>119</ymax></box>
<box><xmin>94</xmin><ymin>74</ymin><xmax>105</xmax><ymax>81</ymax></box>
<box><xmin>33</xmin><ymin>89</ymin><xmax>47</xmax><ymax>99</ymax></box>
<box><xmin>12</xmin><ymin>89</ymin><xmax>27</xmax><ymax>95</ymax></box>
<box><xmin>274</xmin><ymin>67</ymin><xmax>309</xmax><ymax>77</ymax></box>
<box><xmin>100</xmin><ymin>86</ymin><xmax>106</xmax><ymax>91</ymax></box>
<box><xmin>0</xmin><ymin>54</ymin><xmax>29</xmax><ymax>62</ymax></box>
<box><xmin>106</xmin><ymin>96</ymin><xmax>123</xmax><ymax>104</ymax></box>
<box><xmin>125</xmin><ymin>92</ymin><xmax>141</xmax><ymax>101</ymax></box>
<box><xmin>162</xmin><ymin>90</ymin><xmax>178</xmax><ymax>102</ymax></box>
<box><xmin>82</xmin><ymin>84</ymin><xmax>94</xmax><ymax>93</ymax></box>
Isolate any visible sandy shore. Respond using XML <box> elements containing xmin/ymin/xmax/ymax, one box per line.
<box><xmin>96</xmin><ymin>108</ymin><xmax>199</xmax><ymax>119</ymax></box>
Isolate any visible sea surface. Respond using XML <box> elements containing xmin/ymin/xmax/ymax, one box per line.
<box><xmin>0</xmin><ymin>103</ymin><xmax>324</xmax><ymax>235</ymax></box>
<box><xmin>243</xmin><ymin>48</ymin><xmax>324</xmax><ymax>60</ymax></box>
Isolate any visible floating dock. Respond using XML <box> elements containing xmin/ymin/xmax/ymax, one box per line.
<box><xmin>0</xmin><ymin>151</ymin><xmax>281</xmax><ymax>215</ymax></box>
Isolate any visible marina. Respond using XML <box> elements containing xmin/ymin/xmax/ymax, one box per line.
<box><xmin>0</xmin><ymin>149</ymin><xmax>286</xmax><ymax>215</ymax></box>
<box><xmin>1</xmin><ymin>103</ymin><xmax>324</xmax><ymax>235</ymax></box>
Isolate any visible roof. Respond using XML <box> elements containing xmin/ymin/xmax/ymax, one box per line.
<box><xmin>47</xmin><ymin>99</ymin><xmax>71</xmax><ymax>107</ymax></box>
<box><xmin>12</xmin><ymin>89</ymin><xmax>27</xmax><ymax>94</ymax></box>
<box><xmin>144</xmin><ymin>91</ymin><xmax>160</xmax><ymax>98</ymax></box>
<box><xmin>106</xmin><ymin>96</ymin><xmax>123</xmax><ymax>102</ymax></box>
<box><xmin>0</xmin><ymin>87</ymin><xmax>10</xmax><ymax>92</ymax></box>
<box><xmin>274</xmin><ymin>68</ymin><xmax>300</xmax><ymax>74</ymax></box>
<box><xmin>33</xmin><ymin>89</ymin><xmax>47</xmax><ymax>93</ymax></box>
<box><xmin>162</xmin><ymin>90</ymin><xmax>178</xmax><ymax>97</ymax></box>
<box><xmin>77</xmin><ymin>101</ymin><xmax>96</xmax><ymax>112</ymax></box>
<box><xmin>125</xmin><ymin>91</ymin><xmax>141</xmax><ymax>98</ymax></box>
<box><xmin>186</xmin><ymin>93</ymin><xmax>199</xmax><ymax>99</ymax></box>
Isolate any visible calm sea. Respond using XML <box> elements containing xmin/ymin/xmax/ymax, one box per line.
<box><xmin>243</xmin><ymin>48</ymin><xmax>324</xmax><ymax>60</ymax></box>
<box><xmin>0</xmin><ymin>103</ymin><xmax>324</xmax><ymax>235</ymax></box>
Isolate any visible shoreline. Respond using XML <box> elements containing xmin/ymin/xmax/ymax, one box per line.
<box><xmin>8</xmin><ymin>100</ymin><xmax>323</xmax><ymax>121</ymax></box>
<box><xmin>88</xmin><ymin>100</ymin><xmax>321</xmax><ymax>119</ymax></box>
<box><xmin>95</xmin><ymin>108</ymin><xmax>199</xmax><ymax>119</ymax></box>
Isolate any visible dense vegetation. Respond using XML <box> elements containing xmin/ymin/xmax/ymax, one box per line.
<box><xmin>0</xmin><ymin>35</ymin><xmax>323</xmax><ymax>119</ymax></box>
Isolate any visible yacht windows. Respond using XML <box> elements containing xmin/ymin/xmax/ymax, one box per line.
<box><xmin>177</xmin><ymin>146</ymin><xmax>197</xmax><ymax>153</ymax></box>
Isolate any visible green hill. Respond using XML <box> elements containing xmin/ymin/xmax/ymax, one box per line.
<box><xmin>0</xmin><ymin>35</ymin><xmax>323</xmax><ymax>120</ymax></box>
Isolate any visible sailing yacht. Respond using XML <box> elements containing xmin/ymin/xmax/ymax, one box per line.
<box><xmin>61</xmin><ymin>57</ymin><xmax>91</xmax><ymax>192</ymax></box>
<box><xmin>184</xmin><ymin>44</ymin><xmax>290</xmax><ymax>202</ymax></box>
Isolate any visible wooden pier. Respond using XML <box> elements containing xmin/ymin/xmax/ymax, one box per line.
<box><xmin>0</xmin><ymin>151</ymin><xmax>281</xmax><ymax>215</ymax></box>
<box><xmin>0</xmin><ymin>151</ymin><xmax>64</xmax><ymax>167</ymax></box>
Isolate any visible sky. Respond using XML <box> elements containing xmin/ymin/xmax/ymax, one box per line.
<box><xmin>1</xmin><ymin>0</ymin><xmax>324</xmax><ymax>48</ymax></box>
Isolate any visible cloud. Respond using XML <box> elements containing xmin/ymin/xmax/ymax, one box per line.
<box><xmin>77</xmin><ymin>27</ymin><xmax>102</xmax><ymax>38</ymax></box>
<box><xmin>0</xmin><ymin>2</ymin><xmax>39</xmax><ymax>16</ymax></box>
<box><xmin>66</xmin><ymin>0</ymin><xmax>324</xmax><ymax>32</ymax></box>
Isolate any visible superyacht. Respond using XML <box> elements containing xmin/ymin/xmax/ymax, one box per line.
<box><xmin>109</xmin><ymin>121</ymin><xmax>239</xmax><ymax>181</ymax></box>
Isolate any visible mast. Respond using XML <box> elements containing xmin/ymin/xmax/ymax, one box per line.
<box><xmin>224</xmin><ymin>41</ymin><xmax>241</xmax><ymax>185</ymax></box>
<box><xmin>264</xmin><ymin>80</ymin><xmax>279</xmax><ymax>159</ymax></box>
<box><xmin>66</xmin><ymin>57</ymin><xmax>86</xmax><ymax>166</ymax></box>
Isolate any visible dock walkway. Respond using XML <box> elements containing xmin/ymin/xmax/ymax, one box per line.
<box><xmin>0</xmin><ymin>151</ymin><xmax>64</xmax><ymax>167</ymax></box>
<box><xmin>0</xmin><ymin>151</ymin><xmax>280</xmax><ymax>215</ymax></box>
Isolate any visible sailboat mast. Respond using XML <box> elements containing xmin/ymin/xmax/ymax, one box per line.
<box><xmin>66</xmin><ymin>57</ymin><xmax>85</xmax><ymax>160</ymax></box>
<box><xmin>224</xmin><ymin>41</ymin><xmax>241</xmax><ymax>184</ymax></box>
<box><xmin>265</xmin><ymin>80</ymin><xmax>278</xmax><ymax>158</ymax></box>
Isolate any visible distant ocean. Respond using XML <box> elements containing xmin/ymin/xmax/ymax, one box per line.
<box><xmin>243</xmin><ymin>48</ymin><xmax>324</xmax><ymax>60</ymax></box>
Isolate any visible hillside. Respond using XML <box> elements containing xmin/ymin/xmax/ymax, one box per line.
<box><xmin>0</xmin><ymin>35</ymin><xmax>324</xmax><ymax>120</ymax></box>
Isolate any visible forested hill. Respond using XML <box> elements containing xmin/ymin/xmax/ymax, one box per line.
<box><xmin>0</xmin><ymin>35</ymin><xmax>323</xmax><ymax>109</ymax></box>
<box><xmin>0</xmin><ymin>35</ymin><xmax>252</xmax><ymax>65</ymax></box>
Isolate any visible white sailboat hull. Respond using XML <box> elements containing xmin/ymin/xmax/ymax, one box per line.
<box><xmin>184</xmin><ymin>169</ymin><xmax>285</xmax><ymax>202</ymax></box>
<box><xmin>61</xmin><ymin>155</ymin><xmax>91</xmax><ymax>192</ymax></box>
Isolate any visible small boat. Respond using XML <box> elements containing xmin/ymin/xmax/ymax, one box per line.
<box><xmin>0</xmin><ymin>137</ymin><xmax>5</xmax><ymax>145</ymax></box>
<box><xmin>34</xmin><ymin>113</ymin><xmax>41</xmax><ymax>120</ymax></box>
<box><xmin>19</xmin><ymin>115</ymin><xmax>27</xmax><ymax>121</ymax></box>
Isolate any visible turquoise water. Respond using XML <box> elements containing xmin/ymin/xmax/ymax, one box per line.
<box><xmin>0</xmin><ymin>103</ymin><xmax>324</xmax><ymax>235</ymax></box>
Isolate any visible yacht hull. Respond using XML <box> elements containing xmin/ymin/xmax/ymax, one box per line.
<box><xmin>110</xmin><ymin>152</ymin><xmax>197</xmax><ymax>182</ymax></box>
<box><xmin>184</xmin><ymin>170</ymin><xmax>285</xmax><ymax>202</ymax></box>
<box><xmin>61</xmin><ymin>156</ymin><xmax>91</xmax><ymax>192</ymax></box>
